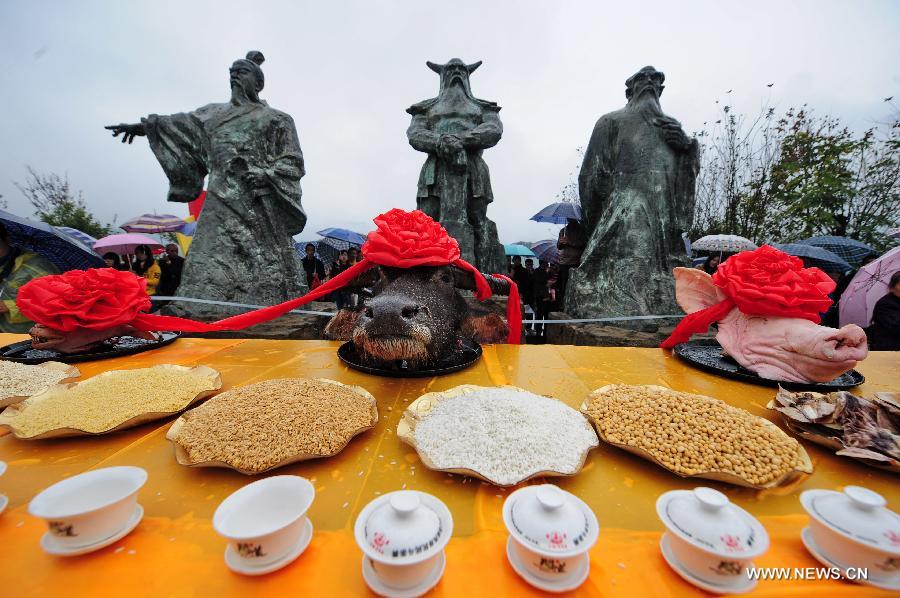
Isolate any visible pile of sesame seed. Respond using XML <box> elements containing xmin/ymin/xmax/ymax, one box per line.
<box><xmin>0</xmin><ymin>361</ymin><xmax>77</xmax><ymax>403</ymax></box>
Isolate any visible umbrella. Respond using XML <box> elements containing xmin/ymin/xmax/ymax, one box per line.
<box><xmin>530</xmin><ymin>202</ymin><xmax>583</xmax><ymax>224</ymax></box>
<box><xmin>889</xmin><ymin>227</ymin><xmax>900</xmax><ymax>239</ymax></box>
<box><xmin>0</xmin><ymin>209</ymin><xmax>105</xmax><ymax>271</ymax></box>
<box><xmin>93</xmin><ymin>233</ymin><xmax>163</xmax><ymax>255</ymax></box>
<box><xmin>529</xmin><ymin>239</ymin><xmax>560</xmax><ymax>263</ymax></box>
<box><xmin>692</xmin><ymin>256</ymin><xmax>708</xmax><ymax>267</ymax></box>
<box><xmin>504</xmin><ymin>244</ymin><xmax>536</xmax><ymax>257</ymax></box>
<box><xmin>121</xmin><ymin>213</ymin><xmax>187</xmax><ymax>234</ymax></box>
<box><xmin>771</xmin><ymin>243</ymin><xmax>851</xmax><ymax>272</ymax></box>
<box><xmin>798</xmin><ymin>235</ymin><xmax>876</xmax><ymax>267</ymax></box>
<box><xmin>54</xmin><ymin>226</ymin><xmax>98</xmax><ymax>248</ymax></box>
<box><xmin>839</xmin><ymin>246</ymin><xmax>900</xmax><ymax>328</ymax></box>
<box><xmin>317</xmin><ymin>227</ymin><xmax>366</xmax><ymax>246</ymax></box>
<box><xmin>692</xmin><ymin>234</ymin><xmax>757</xmax><ymax>253</ymax></box>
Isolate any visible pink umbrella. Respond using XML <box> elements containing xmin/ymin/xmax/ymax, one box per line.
<box><xmin>93</xmin><ymin>233</ymin><xmax>163</xmax><ymax>255</ymax></box>
<box><xmin>839</xmin><ymin>246</ymin><xmax>900</xmax><ymax>328</ymax></box>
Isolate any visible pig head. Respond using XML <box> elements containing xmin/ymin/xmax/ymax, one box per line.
<box><xmin>674</xmin><ymin>268</ymin><xmax>868</xmax><ymax>383</ymax></box>
<box><xmin>29</xmin><ymin>324</ymin><xmax>157</xmax><ymax>354</ymax></box>
<box><xmin>324</xmin><ymin>265</ymin><xmax>509</xmax><ymax>367</ymax></box>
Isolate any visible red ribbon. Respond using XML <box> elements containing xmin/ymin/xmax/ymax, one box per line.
<box><xmin>23</xmin><ymin>209</ymin><xmax>522</xmax><ymax>344</ymax></box>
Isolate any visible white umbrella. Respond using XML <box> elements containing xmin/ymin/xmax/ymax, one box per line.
<box><xmin>692</xmin><ymin>234</ymin><xmax>758</xmax><ymax>253</ymax></box>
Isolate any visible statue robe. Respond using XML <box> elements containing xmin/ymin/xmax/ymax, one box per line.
<box><xmin>567</xmin><ymin>105</ymin><xmax>698</xmax><ymax>325</ymax></box>
<box><xmin>142</xmin><ymin>101</ymin><xmax>307</xmax><ymax>312</ymax></box>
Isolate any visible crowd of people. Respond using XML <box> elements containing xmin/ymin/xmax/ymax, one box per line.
<box><xmin>301</xmin><ymin>243</ymin><xmax>362</xmax><ymax>310</ymax></box>
<box><xmin>101</xmin><ymin>243</ymin><xmax>185</xmax><ymax>306</ymax></box>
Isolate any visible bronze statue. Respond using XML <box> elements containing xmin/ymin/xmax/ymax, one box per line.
<box><xmin>406</xmin><ymin>59</ymin><xmax>505</xmax><ymax>273</ymax></box>
<box><xmin>105</xmin><ymin>51</ymin><xmax>307</xmax><ymax>316</ymax></box>
<box><xmin>567</xmin><ymin>66</ymin><xmax>698</xmax><ymax>327</ymax></box>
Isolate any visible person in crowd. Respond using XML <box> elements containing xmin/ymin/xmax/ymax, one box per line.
<box><xmin>132</xmin><ymin>244</ymin><xmax>162</xmax><ymax>296</ymax></box>
<box><xmin>557</xmin><ymin>218</ymin><xmax>587</xmax><ymax>301</ymax></box>
<box><xmin>531</xmin><ymin>260</ymin><xmax>552</xmax><ymax>335</ymax></box>
<box><xmin>157</xmin><ymin>243</ymin><xmax>185</xmax><ymax>298</ymax></box>
<box><xmin>301</xmin><ymin>243</ymin><xmax>326</xmax><ymax>288</ymax></box>
<box><xmin>348</xmin><ymin>246</ymin><xmax>360</xmax><ymax>265</ymax></box>
<box><xmin>0</xmin><ymin>222</ymin><xmax>60</xmax><ymax>332</ymax></box>
<box><xmin>521</xmin><ymin>258</ymin><xmax>536</xmax><ymax>311</ymax></box>
<box><xmin>330</xmin><ymin>249</ymin><xmax>352</xmax><ymax>309</ymax></box>
<box><xmin>698</xmin><ymin>254</ymin><xmax>721</xmax><ymax>275</ymax></box>
<box><xmin>509</xmin><ymin>255</ymin><xmax>524</xmax><ymax>279</ymax></box>
<box><xmin>103</xmin><ymin>252</ymin><xmax>127</xmax><ymax>270</ymax></box>
<box><xmin>868</xmin><ymin>271</ymin><xmax>900</xmax><ymax>350</ymax></box>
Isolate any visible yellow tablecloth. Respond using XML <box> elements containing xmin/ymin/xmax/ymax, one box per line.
<box><xmin>0</xmin><ymin>334</ymin><xmax>897</xmax><ymax>596</ymax></box>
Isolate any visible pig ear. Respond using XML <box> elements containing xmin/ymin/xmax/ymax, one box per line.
<box><xmin>324</xmin><ymin>309</ymin><xmax>362</xmax><ymax>341</ymax></box>
<box><xmin>674</xmin><ymin>267</ymin><xmax>726</xmax><ymax>314</ymax></box>
<box><xmin>461</xmin><ymin>312</ymin><xmax>509</xmax><ymax>344</ymax></box>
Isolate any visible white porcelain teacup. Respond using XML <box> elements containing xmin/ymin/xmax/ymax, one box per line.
<box><xmin>213</xmin><ymin>475</ymin><xmax>315</xmax><ymax>567</ymax></box>
<box><xmin>28</xmin><ymin>466</ymin><xmax>147</xmax><ymax>548</ymax></box>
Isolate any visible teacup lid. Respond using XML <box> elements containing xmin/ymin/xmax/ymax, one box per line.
<box><xmin>502</xmin><ymin>484</ymin><xmax>599</xmax><ymax>557</ymax></box>
<box><xmin>354</xmin><ymin>490</ymin><xmax>453</xmax><ymax>565</ymax></box>
<box><xmin>801</xmin><ymin>486</ymin><xmax>900</xmax><ymax>555</ymax></box>
<box><xmin>656</xmin><ymin>488</ymin><xmax>769</xmax><ymax>558</ymax></box>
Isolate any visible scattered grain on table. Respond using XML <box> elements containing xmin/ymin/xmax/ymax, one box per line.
<box><xmin>170</xmin><ymin>378</ymin><xmax>377</xmax><ymax>473</ymax></box>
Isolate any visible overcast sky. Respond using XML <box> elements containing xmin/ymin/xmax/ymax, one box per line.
<box><xmin>1</xmin><ymin>0</ymin><xmax>898</xmax><ymax>244</ymax></box>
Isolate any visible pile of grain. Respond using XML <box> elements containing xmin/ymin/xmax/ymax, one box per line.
<box><xmin>169</xmin><ymin>378</ymin><xmax>377</xmax><ymax>473</ymax></box>
<box><xmin>412</xmin><ymin>387</ymin><xmax>598</xmax><ymax>485</ymax></box>
<box><xmin>0</xmin><ymin>361</ymin><xmax>77</xmax><ymax>402</ymax></box>
<box><xmin>583</xmin><ymin>385</ymin><xmax>807</xmax><ymax>486</ymax></box>
<box><xmin>0</xmin><ymin>365</ymin><xmax>220</xmax><ymax>437</ymax></box>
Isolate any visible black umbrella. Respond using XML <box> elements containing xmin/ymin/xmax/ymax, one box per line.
<box><xmin>0</xmin><ymin>209</ymin><xmax>105</xmax><ymax>271</ymax></box>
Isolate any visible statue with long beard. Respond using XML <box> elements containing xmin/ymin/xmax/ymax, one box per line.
<box><xmin>105</xmin><ymin>51</ymin><xmax>307</xmax><ymax>318</ymax></box>
<box><xmin>406</xmin><ymin>59</ymin><xmax>506</xmax><ymax>273</ymax></box>
<box><xmin>566</xmin><ymin>66</ymin><xmax>699</xmax><ymax>328</ymax></box>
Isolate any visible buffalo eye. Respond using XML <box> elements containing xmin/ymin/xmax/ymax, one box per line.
<box><xmin>440</xmin><ymin>272</ymin><xmax>452</xmax><ymax>284</ymax></box>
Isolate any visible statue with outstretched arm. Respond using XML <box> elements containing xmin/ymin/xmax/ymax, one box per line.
<box><xmin>105</xmin><ymin>51</ymin><xmax>307</xmax><ymax>319</ymax></box>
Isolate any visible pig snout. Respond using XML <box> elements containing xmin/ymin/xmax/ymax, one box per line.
<box><xmin>352</xmin><ymin>294</ymin><xmax>435</xmax><ymax>363</ymax></box>
<box><xmin>820</xmin><ymin>324</ymin><xmax>868</xmax><ymax>362</ymax></box>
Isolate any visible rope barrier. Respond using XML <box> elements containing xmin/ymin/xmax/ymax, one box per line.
<box><xmin>149</xmin><ymin>296</ymin><xmax>684</xmax><ymax>325</ymax></box>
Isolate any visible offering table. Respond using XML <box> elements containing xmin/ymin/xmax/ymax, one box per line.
<box><xmin>0</xmin><ymin>335</ymin><xmax>897</xmax><ymax>596</ymax></box>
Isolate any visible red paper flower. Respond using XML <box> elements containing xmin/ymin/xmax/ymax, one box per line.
<box><xmin>17</xmin><ymin>268</ymin><xmax>151</xmax><ymax>332</ymax></box>
<box><xmin>712</xmin><ymin>245</ymin><xmax>835</xmax><ymax>322</ymax></box>
<box><xmin>363</xmin><ymin>208</ymin><xmax>461</xmax><ymax>267</ymax></box>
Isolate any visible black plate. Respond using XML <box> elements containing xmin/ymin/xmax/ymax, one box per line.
<box><xmin>673</xmin><ymin>339</ymin><xmax>864</xmax><ymax>391</ymax></box>
<box><xmin>337</xmin><ymin>338</ymin><xmax>482</xmax><ymax>378</ymax></box>
<box><xmin>0</xmin><ymin>332</ymin><xmax>180</xmax><ymax>365</ymax></box>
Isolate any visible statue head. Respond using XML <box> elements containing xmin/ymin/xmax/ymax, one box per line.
<box><xmin>230</xmin><ymin>51</ymin><xmax>265</xmax><ymax>103</ymax></box>
<box><xmin>427</xmin><ymin>58</ymin><xmax>482</xmax><ymax>97</ymax></box>
<box><xmin>625</xmin><ymin>66</ymin><xmax>665</xmax><ymax>102</ymax></box>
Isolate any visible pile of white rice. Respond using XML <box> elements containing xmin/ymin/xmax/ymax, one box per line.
<box><xmin>413</xmin><ymin>387</ymin><xmax>599</xmax><ymax>485</ymax></box>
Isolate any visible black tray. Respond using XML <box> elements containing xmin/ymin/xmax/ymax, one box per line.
<box><xmin>673</xmin><ymin>339</ymin><xmax>864</xmax><ymax>391</ymax></box>
<box><xmin>0</xmin><ymin>332</ymin><xmax>180</xmax><ymax>364</ymax></box>
<box><xmin>337</xmin><ymin>338</ymin><xmax>482</xmax><ymax>378</ymax></box>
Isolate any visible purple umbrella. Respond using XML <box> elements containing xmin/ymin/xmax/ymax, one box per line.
<box><xmin>93</xmin><ymin>233</ymin><xmax>163</xmax><ymax>255</ymax></box>
<box><xmin>839</xmin><ymin>246</ymin><xmax>900</xmax><ymax>327</ymax></box>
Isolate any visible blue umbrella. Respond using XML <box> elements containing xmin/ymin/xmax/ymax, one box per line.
<box><xmin>529</xmin><ymin>202</ymin><xmax>583</xmax><ymax>224</ymax></box>
<box><xmin>54</xmin><ymin>226</ymin><xmax>98</xmax><ymax>248</ymax></box>
<box><xmin>797</xmin><ymin>235</ymin><xmax>876</xmax><ymax>267</ymax></box>
<box><xmin>317</xmin><ymin>227</ymin><xmax>366</xmax><ymax>246</ymax></box>
<box><xmin>771</xmin><ymin>243</ymin><xmax>851</xmax><ymax>273</ymax></box>
<box><xmin>530</xmin><ymin>239</ymin><xmax>560</xmax><ymax>263</ymax></box>
<box><xmin>504</xmin><ymin>243</ymin><xmax>536</xmax><ymax>257</ymax></box>
<box><xmin>0</xmin><ymin>209</ymin><xmax>105</xmax><ymax>271</ymax></box>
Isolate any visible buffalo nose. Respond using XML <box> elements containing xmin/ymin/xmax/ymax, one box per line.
<box><xmin>365</xmin><ymin>297</ymin><xmax>422</xmax><ymax>320</ymax></box>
